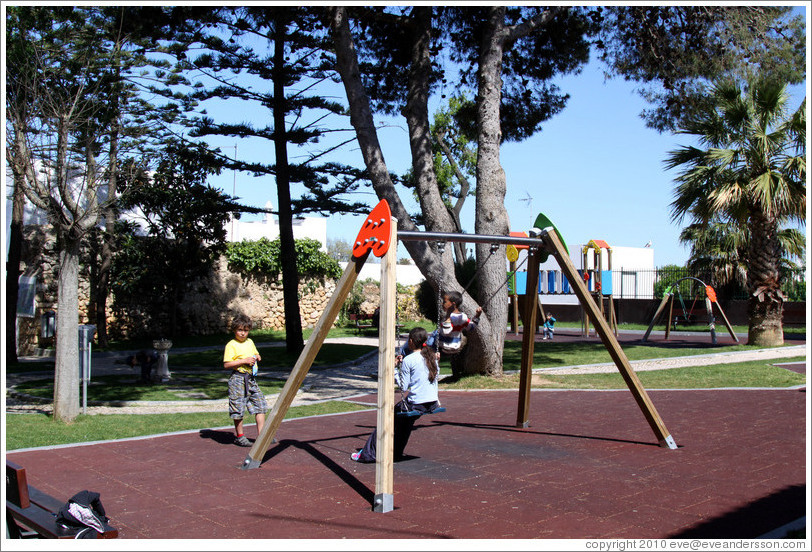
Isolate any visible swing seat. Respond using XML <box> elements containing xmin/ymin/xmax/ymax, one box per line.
<box><xmin>396</xmin><ymin>406</ymin><xmax>446</xmax><ymax>417</ymax></box>
<box><xmin>672</xmin><ymin>313</ymin><xmax>698</xmax><ymax>327</ymax></box>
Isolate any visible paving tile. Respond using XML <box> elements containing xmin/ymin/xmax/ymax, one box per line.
<box><xmin>6</xmin><ymin>387</ymin><xmax>805</xmax><ymax>540</ymax></box>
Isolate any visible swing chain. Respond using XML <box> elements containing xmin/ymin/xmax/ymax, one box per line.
<box><xmin>435</xmin><ymin>285</ymin><xmax>443</xmax><ymax>353</ymax></box>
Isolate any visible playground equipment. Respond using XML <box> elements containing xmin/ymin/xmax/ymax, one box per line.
<box><xmin>507</xmin><ymin>214</ymin><xmax>572</xmax><ymax>334</ymax></box>
<box><xmin>506</xmin><ymin>242</ymin><xmax>521</xmax><ymax>334</ymax></box>
<box><xmin>506</xmin><ymin>231</ymin><xmax>545</xmax><ymax>334</ymax></box>
<box><xmin>581</xmin><ymin>240</ymin><xmax>617</xmax><ymax>337</ymax></box>
<box><xmin>642</xmin><ymin>276</ymin><xmax>738</xmax><ymax>344</ymax></box>
<box><xmin>241</xmin><ymin>200</ymin><xmax>678</xmax><ymax>515</ymax></box>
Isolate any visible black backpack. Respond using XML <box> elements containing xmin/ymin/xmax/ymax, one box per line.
<box><xmin>55</xmin><ymin>490</ymin><xmax>112</xmax><ymax>539</ymax></box>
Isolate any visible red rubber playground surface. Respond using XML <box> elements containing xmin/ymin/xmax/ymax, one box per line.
<box><xmin>6</xmin><ymin>378</ymin><xmax>807</xmax><ymax>540</ymax></box>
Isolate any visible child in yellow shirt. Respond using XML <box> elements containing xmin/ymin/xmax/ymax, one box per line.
<box><xmin>223</xmin><ymin>315</ymin><xmax>267</xmax><ymax>447</ymax></box>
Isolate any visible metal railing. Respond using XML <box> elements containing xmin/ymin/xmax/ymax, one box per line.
<box><xmin>527</xmin><ymin>267</ymin><xmax>806</xmax><ymax>301</ymax></box>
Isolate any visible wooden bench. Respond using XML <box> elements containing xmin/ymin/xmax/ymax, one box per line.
<box><xmin>349</xmin><ymin>312</ymin><xmax>376</xmax><ymax>335</ymax></box>
<box><xmin>6</xmin><ymin>461</ymin><xmax>118</xmax><ymax>539</ymax></box>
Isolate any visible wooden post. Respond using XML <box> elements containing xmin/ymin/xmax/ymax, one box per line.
<box><xmin>242</xmin><ymin>251</ymin><xmax>369</xmax><ymax>469</ymax></box>
<box><xmin>516</xmin><ymin>246</ymin><xmax>542</xmax><ymax>428</ymax></box>
<box><xmin>642</xmin><ymin>293</ymin><xmax>671</xmax><ymax>342</ymax></box>
<box><xmin>541</xmin><ymin>228</ymin><xmax>677</xmax><ymax>449</ymax></box>
<box><xmin>373</xmin><ymin>218</ymin><xmax>397</xmax><ymax>513</ymax></box>
<box><xmin>665</xmin><ymin>294</ymin><xmax>674</xmax><ymax>340</ymax></box>
<box><xmin>705</xmin><ymin>296</ymin><xmax>717</xmax><ymax>345</ymax></box>
<box><xmin>713</xmin><ymin>301</ymin><xmax>739</xmax><ymax>342</ymax></box>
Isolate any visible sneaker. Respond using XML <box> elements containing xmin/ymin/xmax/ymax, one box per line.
<box><xmin>234</xmin><ymin>435</ymin><xmax>251</xmax><ymax>447</ymax></box>
<box><xmin>350</xmin><ymin>450</ymin><xmax>362</xmax><ymax>462</ymax></box>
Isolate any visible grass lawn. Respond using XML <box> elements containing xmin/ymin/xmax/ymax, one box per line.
<box><xmin>6</xmin><ymin>324</ymin><xmax>804</xmax><ymax>451</ymax></box>
<box><xmin>497</xmin><ymin>338</ymin><xmax>795</xmax><ymax>371</ymax></box>
<box><xmin>441</xmin><ymin>356</ymin><xmax>806</xmax><ymax>390</ymax></box>
<box><xmin>13</xmin><ymin>372</ymin><xmax>289</xmax><ymax>402</ymax></box>
<box><xmin>5</xmin><ymin>401</ymin><xmax>370</xmax><ymax>451</ymax></box>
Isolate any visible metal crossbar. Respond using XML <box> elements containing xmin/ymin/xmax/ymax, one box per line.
<box><xmin>397</xmin><ymin>230</ymin><xmax>545</xmax><ymax>248</ymax></box>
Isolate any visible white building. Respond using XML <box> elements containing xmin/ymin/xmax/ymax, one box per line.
<box><xmin>226</xmin><ymin>201</ymin><xmax>327</xmax><ymax>250</ymax></box>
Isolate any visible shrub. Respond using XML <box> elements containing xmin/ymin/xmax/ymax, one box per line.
<box><xmin>226</xmin><ymin>237</ymin><xmax>341</xmax><ymax>280</ymax></box>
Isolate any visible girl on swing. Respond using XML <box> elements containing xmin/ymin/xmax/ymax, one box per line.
<box><xmin>351</xmin><ymin>327</ymin><xmax>441</xmax><ymax>463</ymax></box>
<box><xmin>432</xmin><ymin>290</ymin><xmax>482</xmax><ymax>355</ymax></box>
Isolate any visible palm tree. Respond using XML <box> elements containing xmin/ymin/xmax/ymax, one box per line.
<box><xmin>679</xmin><ymin>220</ymin><xmax>805</xmax><ymax>302</ymax></box>
<box><xmin>666</xmin><ymin>77</ymin><xmax>806</xmax><ymax>346</ymax></box>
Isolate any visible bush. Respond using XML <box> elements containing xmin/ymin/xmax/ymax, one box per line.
<box><xmin>653</xmin><ymin>265</ymin><xmax>691</xmax><ymax>299</ymax></box>
<box><xmin>226</xmin><ymin>237</ymin><xmax>341</xmax><ymax>280</ymax></box>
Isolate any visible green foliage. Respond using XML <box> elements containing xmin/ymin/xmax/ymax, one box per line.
<box><xmin>653</xmin><ymin>265</ymin><xmax>690</xmax><ymax>299</ymax></box>
<box><xmin>343</xmin><ymin>280</ymin><xmax>367</xmax><ymax>316</ymax></box>
<box><xmin>226</xmin><ymin>237</ymin><xmax>341</xmax><ymax>280</ymax></box>
<box><xmin>781</xmin><ymin>268</ymin><xmax>806</xmax><ymax>302</ymax></box>
<box><xmin>439</xmin><ymin>6</ymin><xmax>597</xmax><ymax>142</ymax></box>
<box><xmin>666</xmin><ymin>77</ymin><xmax>806</xmax><ymax>323</ymax></box>
<box><xmin>597</xmin><ymin>6</ymin><xmax>806</xmax><ymax>132</ymax></box>
<box><xmin>327</xmin><ymin>237</ymin><xmax>353</xmax><ymax>262</ymax></box>
<box><xmin>110</xmin><ymin>143</ymin><xmax>238</xmax><ymax>335</ymax></box>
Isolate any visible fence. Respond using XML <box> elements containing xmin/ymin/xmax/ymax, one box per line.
<box><xmin>617</xmin><ymin>267</ymin><xmax>806</xmax><ymax>301</ymax></box>
<box><xmin>522</xmin><ymin>267</ymin><xmax>806</xmax><ymax>301</ymax></box>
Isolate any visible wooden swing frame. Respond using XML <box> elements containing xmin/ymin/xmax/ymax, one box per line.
<box><xmin>642</xmin><ymin>276</ymin><xmax>738</xmax><ymax>344</ymax></box>
<box><xmin>241</xmin><ymin>201</ymin><xmax>677</xmax><ymax>516</ymax></box>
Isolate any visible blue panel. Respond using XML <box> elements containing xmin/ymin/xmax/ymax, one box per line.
<box><xmin>547</xmin><ymin>271</ymin><xmax>557</xmax><ymax>293</ymax></box>
<box><xmin>601</xmin><ymin>270</ymin><xmax>613</xmax><ymax>295</ymax></box>
<box><xmin>515</xmin><ymin>271</ymin><xmax>527</xmax><ymax>295</ymax></box>
<box><xmin>562</xmin><ymin>274</ymin><xmax>570</xmax><ymax>293</ymax></box>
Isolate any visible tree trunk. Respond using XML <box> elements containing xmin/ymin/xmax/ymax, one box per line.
<box><xmin>6</xmin><ymin>172</ymin><xmax>25</xmax><ymax>364</ymax></box>
<box><xmin>746</xmin><ymin>211</ymin><xmax>784</xmax><ymax>346</ymax></box>
<box><xmin>95</xmin><ymin>114</ymin><xmax>119</xmax><ymax>348</ymax></box>
<box><xmin>53</xmin><ymin>237</ymin><xmax>82</xmax><ymax>423</ymax></box>
<box><xmin>274</xmin><ymin>14</ymin><xmax>305</xmax><ymax>354</ymax></box>
<box><xmin>330</xmin><ymin>7</ymin><xmax>502</xmax><ymax>374</ymax></box>
<box><xmin>329</xmin><ymin>7</ymin><xmax>447</xmax><ymax>287</ymax></box>
<box><xmin>468</xmin><ymin>7</ymin><xmax>512</xmax><ymax>377</ymax></box>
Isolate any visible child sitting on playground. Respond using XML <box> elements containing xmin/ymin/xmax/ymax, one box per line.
<box><xmin>431</xmin><ymin>290</ymin><xmax>482</xmax><ymax>355</ymax></box>
<box><xmin>352</xmin><ymin>327</ymin><xmax>441</xmax><ymax>463</ymax></box>
<box><xmin>223</xmin><ymin>314</ymin><xmax>267</xmax><ymax>447</ymax></box>
<box><xmin>542</xmin><ymin>312</ymin><xmax>556</xmax><ymax>340</ymax></box>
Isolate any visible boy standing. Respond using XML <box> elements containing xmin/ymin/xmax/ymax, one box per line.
<box><xmin>542</xmin><ymin>313</ymin><xmax>556</xmax><ymax>340</ymax></box>
<box><xmin>223</xmin><ymin>315</ymin><xmax>267</xmax><ymax>447</ymax></box>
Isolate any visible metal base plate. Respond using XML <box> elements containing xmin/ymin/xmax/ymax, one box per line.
<box><xmin>660</xmin><ymin>435</ymin><xmax>678</xmax><ymax>450</ymax></box>
<box><xmin>373</xmin><ymin>493</ymin><xmax>393</xmax><ymax>513</ymax></box>
<box><xmin>241</xmin><ymin>455</ymin><xmax>261</xmax><ymax>470</ymax></box>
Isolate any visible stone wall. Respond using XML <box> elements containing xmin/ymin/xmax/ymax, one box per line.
<box><xmin>178</xmin><ymin>257</ymin><xmax>338</xmax><ymax>334</ymax></box>
<box><xmin>15</xmin><ymin>235</ymin><xmax>420</xmax><ymax>354</ymax></box>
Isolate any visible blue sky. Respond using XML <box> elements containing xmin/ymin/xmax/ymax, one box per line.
<box><xmin>207</xmin><ymin>32</ymin><xmax>807</xmax><ymax>268</ymax></box>
<box><xmin>3</xmin><ymin>5</ymin><xmax>807</xmax><ymax>269</ymax></box>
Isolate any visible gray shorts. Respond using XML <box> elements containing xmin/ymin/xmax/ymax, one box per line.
<box><xmin>228</xmin><ymin>372</ymin><xmax>268</xmax><ymax>419</ymax></box>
